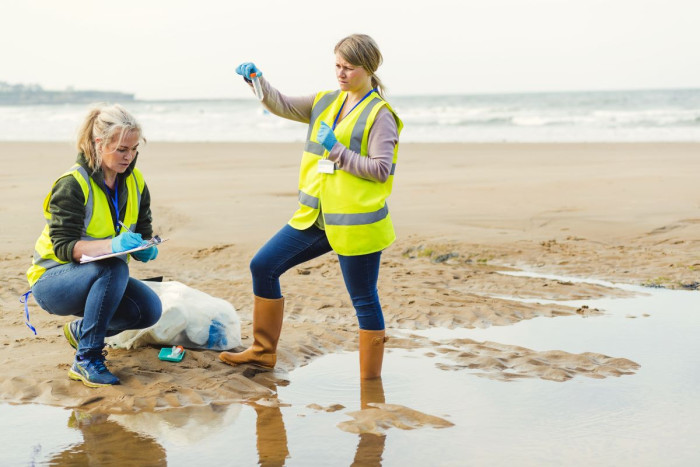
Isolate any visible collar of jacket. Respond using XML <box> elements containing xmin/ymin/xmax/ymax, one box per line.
<box><xmin>75</xmin><ymin>152</ymin><xmax>138</xmax><ymax>187</ymax></box>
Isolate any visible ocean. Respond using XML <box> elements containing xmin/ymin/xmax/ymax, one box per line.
<box><xmin>1</xmin><ymin>88</ymin><xmax>699</xmax><ymax>142</ymax></box>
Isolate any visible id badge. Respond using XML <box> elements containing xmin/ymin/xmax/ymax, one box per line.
<box><xmin>317</xmin><ymin>159</ymin><xmax>335</xmax><ymax>174</ymax></box>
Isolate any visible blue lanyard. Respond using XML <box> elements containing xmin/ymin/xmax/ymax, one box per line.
<box><xmin>332</xmin><ymin>88</ymin><xmax>376</xmax><ymax>130</ymax></box>
<box><xmin>20</xmin><ymin>291</ymin><xmax>37</xmax><ymax>335</ymax></box>
<box><xmin>103</xmin><ymin>181</ymin><xmax>120</xmax><ymax>232</ymax></box>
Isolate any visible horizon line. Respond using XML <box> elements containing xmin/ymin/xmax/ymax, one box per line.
<box><xmin>135</xmin><ymin>86</ymin><xmax>700</xmax><ymax>103</ymax></box>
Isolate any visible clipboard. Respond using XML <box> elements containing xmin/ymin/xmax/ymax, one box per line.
<box><xmin>80</xmin><ymin>236</ymin><xmax>167</xmax><ymax>264</ymax></box>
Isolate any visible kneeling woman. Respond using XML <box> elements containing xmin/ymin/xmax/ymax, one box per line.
<box><xmin>27</xmin><ymin>104</ymin><xmax>162</xmax><ymax>387</ymax></box>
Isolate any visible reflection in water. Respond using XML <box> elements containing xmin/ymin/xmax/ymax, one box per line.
<box><xmin>49</xmin><ymin>410</ymin><xmax>166</xmax><ymax>466</ymax></box>
<box><xmin>252</xmin><ymin>402</ymin><xmax>289</xmax><ymax>467</ymax></box>
<box><xmin>351</xmin><ymin>378</ymin><xmax>387</xmax><ymax>467</ymax></box>
<box><xmin>249</xmin><ymin>369</ymin><xmax>389</xmax><ymax>466</ymax></box>
<box><xmin>110</xmin><ymin>403</ymin><xmax>242</xmax><ymax>445</ymax></box>
<box><xmin>44</xmin><ymin>372</ymin><xmax>391</xmax><ymax>466</ymax></box>
<box><xmin>247</xmin><ymin>367</ymin><xmax>291</xmax><ymax>467</ymax></box>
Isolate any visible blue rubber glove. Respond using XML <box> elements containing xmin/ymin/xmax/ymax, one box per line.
<box><xmin>131</xmin><ymin>245</ymin><xmax>158</xmax><ymax>263</ymax></box>
<box><xmin>317</xmin><ymin>122</ymin><xmax>338</xmax><ymax>152</ymax></box>
<box><xmin>235</xmin><ymin>62</ymin><xmax>262</xmax><ymax>80</ymax></box>
<box><xmin>111</xmin><ymin>231</ymin><xmax>146</xmax><ymax>253</ymax></box>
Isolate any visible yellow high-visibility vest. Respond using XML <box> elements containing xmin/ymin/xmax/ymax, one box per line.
<box><xmin>289</xmin><ymin>90</ymin><xmax>403</xmax><ymax>256</ymax></box>
<box><xmin>27</xmin><ymin>165</ymin><xmax>144</xmax><ymax>286</ymax></box>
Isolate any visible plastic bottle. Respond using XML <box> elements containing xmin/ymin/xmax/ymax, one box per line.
<box><xmin>250</xmin><ymin>72</ymin><xmax>264</xmax><ymax>101</ymax></box>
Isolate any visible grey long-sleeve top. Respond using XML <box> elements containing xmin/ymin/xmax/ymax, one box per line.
<box><xmin>256</xmin><ymin>77</ymin><xmax>399</xmax><ymax>183</ymax></box>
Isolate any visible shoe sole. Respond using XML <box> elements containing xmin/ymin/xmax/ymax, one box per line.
<box><xmin>68</xmin><ymin>368</ymin><xmax>118</xmax><ymax>388</ymax></box>
<box><xmin>63</xmin><ymin>322</ymin><xmax>78</xmax><ymax>350</ymax></box>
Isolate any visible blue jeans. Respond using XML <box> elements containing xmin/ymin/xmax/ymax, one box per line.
<box><xmin>31</xmin><ymin>258</ymin><xmax>162</xmax><ymax>357</ymax></box>
<box><xmin>250</xmin><ymin>224</ymin><xmax>385</xmax><ymax>330</ymax></box>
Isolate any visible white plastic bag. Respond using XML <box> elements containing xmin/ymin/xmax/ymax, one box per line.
<box><xmin>107</xmin><ymin>280</ymin><xmax>241</xmax><ymax>350</ymax></box>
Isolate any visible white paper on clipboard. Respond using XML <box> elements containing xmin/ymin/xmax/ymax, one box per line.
<box><xmin>80</xmin><ymin>236</ymin><xmax>167</xmax><ymax>264</ymax></box>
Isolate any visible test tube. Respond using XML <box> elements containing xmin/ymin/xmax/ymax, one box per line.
<box><xmin>250</xmin><ymin>72</ymin><xmax>264</xmax><ymax>101</ymax></box>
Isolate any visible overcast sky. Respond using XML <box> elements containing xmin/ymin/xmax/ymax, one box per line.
<box><xmin>1</xmin><ymin>0</ymin><xmax>698</xmax><ymax>100</ymax></box>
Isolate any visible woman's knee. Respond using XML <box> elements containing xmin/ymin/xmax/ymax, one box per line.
<box><xmin>140</xmin><ymin>288</ymin><xmax>163</xmax><ymax>328</ymax></box>
<box><xmin>350</xmin><ymin>290</ymin><xmax>380</xmax><ymax>308</ymax></box>
<box><xmin>124</xmin><ymin>295</ymin><xmax>161</xmax><ymax>330</ymax></box>
<box><xmin>356</xmin><ymin>307</ymin><xmax>385</xmax><ymax>330</ymax></box>
<box><xmin>250</xmin><ymin>252</ymin><xmax>273</xmax><ymax>280</ymax></box>
<box><xmin>122</xmin><ymin>279</ymin><xmax>163</xmax><ymax>329</ymax></box>
<box><xmin>143</xmin><ymin>303</ymin><xmax>162</xmax><ymax>328</ymax></box>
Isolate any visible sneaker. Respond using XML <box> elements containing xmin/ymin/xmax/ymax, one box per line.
<box><xmin>63</xmin><ymin>319</ymin><xmax>82</xmax><ymax>350</ymax></box>
<box><xmin>68</xmin><ymin>351</ymin><xmax>120</xmax><ymax>387</ymax></box>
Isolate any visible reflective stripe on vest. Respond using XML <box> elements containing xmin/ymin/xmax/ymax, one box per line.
<box><xmin>76</xmin><ymin>165</ymin><xmax>93</xmax><ymax>234</ymax></box>
<box><xmin>32</xmin><ymin>251</ymin><xmax>62</xmax><ymax>270</ymax></box>
<box><xmin>298</xmin><ymin>190</ymin><xmax>319</xmax><ymax>209</ymax></box>
<box><xmin>348</xmin><ymin>97</ymin><xmax>381</xmax><ymax>153</ymax></box>
<box><xmin>324</xmin><ymin>203</ymin><xmax>389</xmax><ymax>226</ymax></box>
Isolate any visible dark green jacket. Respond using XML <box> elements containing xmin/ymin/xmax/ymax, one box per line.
<box><xmin>48</xmin><ymin>153</ymin><xmax>153</xmax><ymax>262</ymax></box>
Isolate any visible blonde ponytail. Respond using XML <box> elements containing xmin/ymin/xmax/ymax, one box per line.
<box><xmin>76</xmin><ymin>107</ymin><xmax>103</xmax><ymax>171</ymax></box>
<box><xmin>371</xmin><ymin>75</ymin><xmax>385</xmax><ymax>98</ymax></box>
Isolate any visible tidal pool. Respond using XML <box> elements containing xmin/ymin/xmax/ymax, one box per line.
<box><xmin>2</xmin><ymin>273</ymin><xmax>699</xmax><ymax>466</ymax></box>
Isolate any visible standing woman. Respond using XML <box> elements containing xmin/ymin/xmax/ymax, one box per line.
<box><xmin>220</xmin><ymin>34</ymin><xmax>403</xmax><ymax>379</ymax></box>
<box><xmin>27</xmin><ymin>104</ymin><xmax>162</xmax><ymax>387</ymax></box>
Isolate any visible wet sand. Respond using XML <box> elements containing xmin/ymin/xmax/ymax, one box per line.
<box><xmin>1</xmin><ymin>142</ymin><xmax>699</xmax><ymax>416</ymax></box>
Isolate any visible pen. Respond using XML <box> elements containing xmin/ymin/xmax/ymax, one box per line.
<box><xmin>118</xmin><ymin>220</ymin><xmax>132</xmax><ymax>233</ymax></box>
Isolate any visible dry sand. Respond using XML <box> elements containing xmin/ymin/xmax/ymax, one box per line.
<box><xmin>1</xmin><ymin>142</ymin><xmax>698</xmax><ymax>417</ymax></box>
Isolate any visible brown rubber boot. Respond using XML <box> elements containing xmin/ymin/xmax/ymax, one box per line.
<box><xmin>220</xmin><ymin>296</ymin><xmax>284</xmax><ymax>369</ymax></box>
<box><xmin>359</xmin><ymin>329</ymin><xmax>388</xmax><ymax>380</ymax></box>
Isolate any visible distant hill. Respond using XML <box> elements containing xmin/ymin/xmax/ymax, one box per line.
<box><xmin>0</xmin><ymin>81</ymin><xmax>134</xmax><ymax>105</ymax></box>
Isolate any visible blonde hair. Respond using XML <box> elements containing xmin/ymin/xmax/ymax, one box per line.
<box><xmin>334</xmin><ymin>34</ymin><xmax>386</xmax><ymax>98</ymax></box>
<box><xmin>76</xmin><ymin>103</ymin><xmax>144</xmax><ymax>172</ymax></box>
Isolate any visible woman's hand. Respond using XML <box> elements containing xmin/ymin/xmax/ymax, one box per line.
<box><xmin>131</xmin><ymin>246</ymin><xmax>158</xmax><ymax>262</ymax></box>
<box><xmin>317</xmin><ymin>122</ymin><xmax>338</xmax><ymax>152</ymax></box>
<box><xmin>111</xmin><ymin>231</ymin><xmax>146</xmax><ymax>253</ymax></box>
<box><xmin>236</xmin><ymin>62</ymin><xmax>262</xmax><ymax>80</ymax></box>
